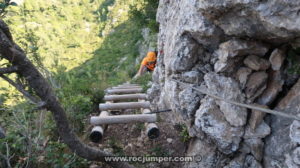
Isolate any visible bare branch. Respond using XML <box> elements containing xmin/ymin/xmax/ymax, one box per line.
<box><xmin>0</xmin><ymin>74</ymin><xmax>40</xmax><ymax>104</ymax></box>
<box><xmin>0</xmin><ymin>66</ymin><xmax>18</xmax><ymax>74</ymax></box>
<box><xmin>0</xmin><ymin>142</ymin><xmax>12</xmax><ymax>168</ymax></box>
<box><xmin>0</xmin><ymin>20</ymin><xmax>12</xmax><ymax>41</ymax></box>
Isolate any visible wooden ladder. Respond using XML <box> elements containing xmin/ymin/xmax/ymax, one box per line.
<box><xmin>89</xmin><ymin>83</ymin><xmax>159</xmax><ymax>143</ymax></box>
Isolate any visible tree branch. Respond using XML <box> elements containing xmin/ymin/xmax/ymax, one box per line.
<box><xmin>0</xmin><ymin>126</ymin><xmax>5</xmax><ymax>138</ymax></box>
<box><xmin>0</xmin><ymin>20</ymin><xmax>134</xmax><ymax>168</ymax></box>
<box><xmin>0</xmin><ymin>142</ymin><xmax>12</xmax><ymax>168</ymax></box>
<box><xmin>0</xmin><ymin>66</ymin><xmax>18</xmax><ymax>74</ymax></box>
<box><xmin>0</xmin><ymin>74</ymin><xmax>40</xmax><ymax>104</ymax></box>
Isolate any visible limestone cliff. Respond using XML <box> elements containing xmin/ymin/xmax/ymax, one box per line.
<box><xmin>149</xmin><ymin>1</ymin><xmax>300</xmax><ymax>167</ymax></box>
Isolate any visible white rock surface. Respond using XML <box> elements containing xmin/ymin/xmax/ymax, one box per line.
<box><xmin>204</xmin><ymin>73</ymin><xmax>247</xmax><ymax>126</ymax></box>
<box><xmin>269</xmin><ymin>49</ymin><xmax>286</xmax><ymax>71</ymax></box>
<box><xmin>290</xmin><ymin>120</ymin><xmax>300</xmax><ymax>144</ymax></box>
<box><xmin>264</xmin><ymin>79</ymin><xmax>300</xmax><ymax>167</ymax></box>
<box><xmin>245</xmin><ymin>71</ymin><xmax>268</xmax><ymax>102</ymax></box>
<box><xmin>195</xmin><ymin>97</ymin><xmax>244</xmax><ymax>154</ymax></box>
<box><xmin>151</xmin><ymin>1</ymin><xmax>300</xmax><ymax>167</ymax></box>
<box><xmin>236</xmin><ymin>67</ymin><xmax>252</xmax><ymax>89</ymax></box>
<box><xmin>243</xmin><ymin>55</ymin><xmax>270</xmax><ymax>71</ymax></box>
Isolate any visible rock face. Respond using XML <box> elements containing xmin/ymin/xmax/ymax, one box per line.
<box><xmin>149</xmin><ymin>0</ymin><xmax>300</xmax><ymax>167</ymax></box>
<box><xmin>269</xmin><ymin>49</ymin><xmax>286</xmax><ymax>71</ymax></box>
<box><xmin>243</xmin><ymin>55</ymin><xmax>270</xmax><ymax>71</ymax></box>
<box><xmin>257</xmin><ymin>70</ymin><xmax>284</xmax><ymax>106</ymax></box>
<box><xmin>195</xmin><ymin>97</ymin><xmax>244</xmax><ymax>154</ymax></box>
<box><xmin>204</xmin><ymin>73</ymin><xmax>247</xmax><ymax>127</ymax></box>
<box><xmin>178</xmin><ymin>88</ymin><xmax>202</xmax><ymax>119</ymax></box>
<box><xmin>196</xmin><ymin>0</ymin><xmax>300</xmax><ymax>42</ymax></box>
<box><xmin>248</xmin><ymin>104</ymin><xmax>268</xmax><ymax>130</ymax></box>
<box><xmin>184</xmin><ymin>138</ymin><xmax>225</xmax><ymax>168</ymax></box>
<box><xmin>236</xmin><ymin>67</ymin><xmax>252</xmax><ymax>89</ymax></box>
<box><xmin>244</xmin><ymin>138</ymin><xmax>264</xmax><ymax>161</ymax></box>
<box><xmin>264</xmin><ymin>79</ymin><xmax>300</xmax><ymax>168</ymax></box>
<box><xmin>214</xmin><ymin>39</ymin><xmax>268</xmax><ymax>73</ymax></box>
<box><xmin>245</xmin><ymin>71</ymin><xmax>268</xmax><ymax>102</ymax></box>
<box><xmin>290</xmin><ymin>120</ymin><xmax>300</xmax><ymax>144</ymax></box>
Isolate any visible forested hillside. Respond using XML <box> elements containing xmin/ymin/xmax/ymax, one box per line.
<box><xmin>0</xmin><ymin>0</ymin><xmax>158</xmax><ymax>167</ymax></box>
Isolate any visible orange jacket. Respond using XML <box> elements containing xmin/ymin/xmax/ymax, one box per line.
<box><xmin>141</xmin><ymin>52</ymin><xmax>157</xmax><ymax>71</ymax></box>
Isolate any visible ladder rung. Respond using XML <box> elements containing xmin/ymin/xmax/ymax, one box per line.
<box><xmin>99</xmin><ymin>102</ymin><xmax>150</xmax><ymax>111</ymax></box>
<box><xmin>90</xmin><ymin>114</ymin><xmax>157</xmax><ymax>125</ymax></box>
<box><xmin>106</xmin><ymin>88</ymin><xmax>143</xmax><ymax>94</ymax></box>
<box><xmin>104</xmin><ymin>94</ymin><xmax>147</xmax><ymax>101</ymax></box>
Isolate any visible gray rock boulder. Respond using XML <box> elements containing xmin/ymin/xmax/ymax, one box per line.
<box><xmin>244</xmin><ymin>138</ymin><xmax>264</xmax><ymax>161</ymax></box>
<box><xmin>182</xmin><ymin>71</ymin><xmax>203</xmax><ymax>84</ymax></box>
<box><xmin>153</xmin><ymin>1</ymin><xmax>300</xmax><ymax>167</ymax></box>
<box><xmin>244</xmin><ymin>155</ymin><xmax>262</xmax><ymax>168</ymax></box>
<box><xmin>214</xmin><ymin>39</ymin><xmax>268</xmax><ymax>72</ymax></box>
<box><xmin>216</xmin><ymin>39</ymin><xmax>269</xmax><ymax>62</ymax></box>
<box><xmin>292</xmin><ymin>147</ymin><xmax>300</xmax><ymax>165</ymax></box>
<box><xmin>264</xmin><ymin>79</ymin><xmax>300</xmax><ymax>167</ymax></box>
<box><xmin>178</xmin><ymin>87</ymin><xmax>202</xmax><ymax>119</ymax></box>
<box><xmin>214</xmin><ymin>59</ymin><xmax>238</xmax><ymax>73</ymax></box>
<box><xmin>204</xmin><ymin>73</ymin><xmax>248</xmax><ymax>126</ymax></box>
<box><xmin>285</xmin><ymin>150</ymin><xmax>300</xmax><ymax>168</ymax></box>
<box><xmin>195</xmin><ymin>97</ymin><xmax>244</xmax><ymax>154</ymax></box>
<box><xmin>269</xmin><ymin>49</ymin><xmax>286</xmax><ymax>71</ymax></box>
<box><xmin>256</xmin><ymin>70</ymin><xmax>284</xmax><ymax>106</ymax></box>
<box><xmin>248</xmin><ymin>104</ymin><xmax>268</xmax><ymax>130</ymax></box>
<box><xmin>184</xmin><ymin>138</ymin><xmax>225</xmax><ymax>168</ymax></box>
<box><xmin>169</xmin><ymin>36</ymin><xmax>204</xmax><ymax>73</ymax></box>
<box><xmin>223</xmin><ymin>153</ymin><xmax>246</xmax><ymax>168</ymax></box>
<box><xmin>243</xmin><ymin>55</ymin><xmax>270</xmax><ymax>71</ymax></box>
<box><xmin>224</xmin><ymin>154</ymin><xmax>262</xmax><ymax>168</ymax></box>
<box><xmin>196</xmin><ymin>0</ymin><xmax>300</xmax><ymax>42</ymax></box>
<box><xmin>244</xmin><ymin>121</ymin><xmax>271</xmax><ymax>139</ymax></box>
<box><xmin>245</xmin><ymin>71</ymin><xmax>268</xmax><ymax>102</ymax></box>
<box><xmin>290</xmin><ymin>120</ymin><xmax>300</xmax><ymax>144</ymax></box>
<box><xmin>236</xmin><ymin>67</ymin><xmax>252</xmax><ymax>89</ymax></box>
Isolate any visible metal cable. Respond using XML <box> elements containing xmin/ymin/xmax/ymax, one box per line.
<box><xmin>171</xmin><ymin>79</ymin><xmax>300</xmax><ymax>121</ymax></box>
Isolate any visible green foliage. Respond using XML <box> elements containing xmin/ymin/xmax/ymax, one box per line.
<box><xmin>0</xmin><ymin>106</ymin><xmax>91</xmax><ymax>167</ymax></box>
<box><xmin>287</xmin><ymin>47</ymin><xmax>300</xmax><ymax>75</ymax></box>
<box><xmin>108</xmin><ymin>137</ymin><xmax>125</xmax><ymax>156</ymax></box>
<box><xmin>0</xmin><ymin>0</ymin><xmax>158</xmax><ymax>167</ymax></box>
<box><xmin>178</xmin><ymin>124</ymin><xmax>191</xmax><ymax>143</ymax></box>
<box><xmin>129</xmin><ymin>0</ymin><xmax>159</xmax><ymax>32</ymax></box>
<box><xmin>98</xmin><ymin>0</ymin><xmax>115</xmax><ymax>22</ymax></box>
<box><xmin>44</xmin><ymin>141</ymin><xmax>89</xmax><ymax>167</ymax></box>
<box><xmin>135</xmin><ymin>123</ymin><xmax>145</xmax><ymax>131</ymax></box>
<box><xmin>131</xmin><ymin>73</ymin><xmax>152</xmax><ymax>92</ymax></box>
<box><xmin>149</xmin><ymin>146</ymin><xmax>170</xmax><ymax>157</ymax></box>
<box><xmin>0</xmin><ymin>0</ymin><xmax>17</xmax><ymax>18</ymax></box>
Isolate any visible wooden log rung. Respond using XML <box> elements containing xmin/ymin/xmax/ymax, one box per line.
<box><xmin>90</xmin><ymin>114</ymin><xmax>157</xmax><ymax>125</ymax></box>
<box><xmin>90</xmin><ymin>126</ymin><xmax>103</xmax><ymax>143</ymax></box>
<box><xmin>119</xmin><ymin>84</ymin><xmax>139</xmax><ymax>86</ymax></box>
<box><xmin>141</xmin><ymin>107</ymin><xmax>160</xmax><ymax>139</ymax></box>
<box><xmin>89</xmin><ymin>111</ymin><xmax>109</xmax><ymax>143</ymax></box>
<box><xmin>99</xmin><ymin>101</ymin><xmax>150</xmax><ymax>111</ymax></box>
<box><xmin>104</xmin><ymin>94</ymin><xmax>147</xmax><ymax>101</ymax></box>
<box><xmin>106</xmin><ymin>88</ymin><xmax>143</xmax><ymax>94</ymax></box>
<box><xmin>112</xmin><ymin>86</ymin><xmax>142</xmax><ymax>89</ymax></box>
<box><xmin>146</xmin><ymin>123</ymin><xmax>160</xmax><ymax>139</ymax></box>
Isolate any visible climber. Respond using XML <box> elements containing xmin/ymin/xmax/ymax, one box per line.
<box><xmin>134</xmin><ymin>51</ymin><xmax>157</xmax><ymax>78</ymax></box>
